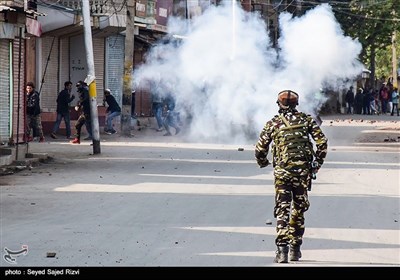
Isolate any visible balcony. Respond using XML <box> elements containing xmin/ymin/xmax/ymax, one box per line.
<box><xmin>38</xmin><ymin>0</ymin><xmax>161</xmax><ymax>36</ymax></box>
<box><xmin>38</xmin><ymin>0</ymin><xmax>128</xmax><ymax>16</ymax></box>
<box><xmin>58</xmin><ymin>0</ymin><xmax>113</xmax><ymax>15</ymax></box>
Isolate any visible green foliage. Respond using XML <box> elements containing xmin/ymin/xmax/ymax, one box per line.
<box><xmin>336</xmin><ymin>0</ymin><xmax>399</xmax><ymax>85</ymax></box>
<box><xmin>374</xmin><ymin>39</ymin><xmax>400</xmax><ymax>79</ymax></box>
<box><xmin>300</xmin><ymin>0</ymin><xmax>400</xmax><ymax>86</ymax></box>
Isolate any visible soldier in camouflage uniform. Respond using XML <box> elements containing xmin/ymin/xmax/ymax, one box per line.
<box><xmin>255</xmin><ymin>90</ymin><xmax>328</xmax><ymax>263</ymax></box>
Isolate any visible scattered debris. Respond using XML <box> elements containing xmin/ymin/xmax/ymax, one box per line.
<box><xmin>46</xmin><ymin>252</ymin><xmax>56</xmax><ymax>258</ymax></box>
<box><xmin>383</xmin><ymin>137</ymin><xmax>397</xmax><ymax>142</ymax></box>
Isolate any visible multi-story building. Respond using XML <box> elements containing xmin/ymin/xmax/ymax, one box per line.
<box><xmin>0</xmin><ymin>0</ymin><xmax>43</xmax><ymax>147</ymax></box>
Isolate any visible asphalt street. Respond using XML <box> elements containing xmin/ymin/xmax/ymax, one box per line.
<box><xmin>1</xmin><ymin>115</ymin><xmax>399</xmax><ymax>267</ymax></box>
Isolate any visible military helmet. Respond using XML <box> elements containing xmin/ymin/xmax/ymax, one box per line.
<box><xmin>277</xmin><ymin>90</ymin><xmax>299</xmax><ymax>107</ymax></box>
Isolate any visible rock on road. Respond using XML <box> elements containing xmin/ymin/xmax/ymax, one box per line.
<box><xmin>1</xmin><ymin>115</ymin><xmax>399</xmax><ymax>267</ymax></box>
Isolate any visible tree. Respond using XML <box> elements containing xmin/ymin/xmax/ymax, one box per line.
<box><xmin>331</xmin><ymin>0</ymin><xmax>400</xmax><ymax>89</ymax></box>
<box><xmin>299</xmin><ymin>1</ymin><xmax>399</xmax><ymax>89</ymax></box>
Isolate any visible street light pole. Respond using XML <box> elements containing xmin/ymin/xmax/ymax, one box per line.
<box><xmin>392</xmin><ymin>31</ymin><xmax>397</xmax><ymax>88</ymax></box>
<box><xmin>392</xmin><ymin>8</ymin><xmax>398</xmax><ymax>88</ymax></box>
<box><xmin>121</xmin><ymin>0</ymin><xmax>136</xmax><ymax>136</ymax></box>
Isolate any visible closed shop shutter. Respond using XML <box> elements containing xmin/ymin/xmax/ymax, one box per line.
<box><xmin>93</xmin><ymin>37</ymin><xmax>105</xmax><ymax>104</ymax></box>
<box><xmin>12</xmin><ymin>38</ymin><xmax>25</xmax><ymax>143</ymax></box>
<box><xmin>0</xmin><ymin>40</ymin><xmax>10</xmax><ymax>143</ymax></box>
<box><xmin>59</xmin><ymin>37</ymin><xmax>70</xmax><ymax>91</ymax></box>
<box><xmin>40</xmin><ymin>36</ymin><xmax>59</xmax><ymax>112</ymax></box>
<box><xmin>70</xmin><ymin>35</ymin><xmax>104</xmax><ymax>104</ymax></box>
<box><xmin>105</xmin><ymin>35</ymin><xmax>124</xmax><ymax>106</ymax></box>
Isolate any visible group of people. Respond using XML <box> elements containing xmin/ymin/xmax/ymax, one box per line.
<box><xmin>151</xmin><ymin>80</ymin><xmax>181</xmax><ymax>136</ymax></box>
<box><xmin>25</xmin><ymin>80</ymin><xmax>121</xmax><ymax>144</ymax></box>
<box><xmin>345</xmin><ymin>83</ymin><xmax>399</xmax><ymax>116</ymax></box>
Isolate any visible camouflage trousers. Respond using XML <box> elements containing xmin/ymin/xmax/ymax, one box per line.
<box><xmin>274</xmin><ymin>175</ymin><xmax>310</xmax><ymax>247</ymax></box>
<box><xmin>75</xmin><ymin>113</ymin><xmax>91</xmax><ymax>139</ymax></box>
<box><xmin>26</xmin><ymin>114</ymin><xmax>44</xmax><ymax>138</ymax></box>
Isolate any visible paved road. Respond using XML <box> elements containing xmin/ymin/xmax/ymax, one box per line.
<box><xmin>1</xmin><ymin>115</ymin><xmax>399</xmax><ymax>267</ymax></box>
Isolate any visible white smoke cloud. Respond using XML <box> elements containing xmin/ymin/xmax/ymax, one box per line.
<box><xmin>133</xmin><ymin>2</ymin><xmax>363</xmax><ymax>143</ymax></box>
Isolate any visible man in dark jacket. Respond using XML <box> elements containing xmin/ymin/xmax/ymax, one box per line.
<box><xmin>162</xmin><ymin>93</ymin><xmax>180</xmax><ymax>136</ymax></box>
<box><xmin>345</xmin><ymin>86</ymin><xmax>354</xmax><ymax>114</ymax></box>
<box><xmin>50</xmin><ymin>81</ymin><xmax>75</xmax><ymax>139</ymax></box>
<box><xmin>70</xmin><ymin>81</ymin><xmax>91</xmax><ymax>144</ymax></box>
<box><xmin>26</xmin><ymin>82</ymin><xmax>45</xmax><ymax>142</ymax></box>
<box><xmin>103</xmin><ymin>89</ymin><xmax>121</xmax><ymax>134</ymax></box>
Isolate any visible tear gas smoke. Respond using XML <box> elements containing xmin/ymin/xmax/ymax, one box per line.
<box><xmin>134</xmin><ymin>2</ymin><xmax>363</xmax><ymax>143</ymax></box>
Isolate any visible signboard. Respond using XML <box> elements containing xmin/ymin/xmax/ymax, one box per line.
<box><xmin>155</xmin><ymin>0</ymin><xmax>172</xmax><ymax>26</ymax></box>
<box><xmin>136</xmin><ymin>0</ymin><xmax>147</xmax><ymax>18</ymax></box>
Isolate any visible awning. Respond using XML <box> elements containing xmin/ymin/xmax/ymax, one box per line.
<box><xmin>147</xmin><ymin>24</ymin><xmax>167</xmax><ymax>33</ymax></box>
<box><xmin>26</xmin><ymin>17</ymin><xmax>42</xmax><ymax>37</ymax></box>
<box><xmin>0</xmin><ymin>5</ymin><xmax>16</xmax><ymax>12</ymax></box>
<box><xmin>135</xmin><ymin>34</ymin><xmax>156</xmax><ymax>46</ymax></box>
<box><xmin>25</xmin><ymin>9</ymin><xmax>46</xmax><ymax>17</ymax></box>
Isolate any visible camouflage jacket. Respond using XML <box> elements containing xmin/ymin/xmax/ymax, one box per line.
<box><xmin>255</xmin><ymin>108</ymin><xmax>328</xmax><ymax>178</ymax></box>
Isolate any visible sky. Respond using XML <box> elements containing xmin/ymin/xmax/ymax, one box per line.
<box><xmin>133</xmin><ymin>2</ymin><xmax>363</xmax><ymax>143</ymax></box>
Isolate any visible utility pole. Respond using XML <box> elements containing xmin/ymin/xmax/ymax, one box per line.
<box><xmin>392</xmin><ymin>8</ymin><xmax>398</xmax><ymax>88</ymax></box>
<box><xmin>82</xmin><ymin>0</ymin><xmax>101</xmax><ymax>154</ymax></box>
<box><xmin>392</xmin><ymin>31</ymin><xmax>398</xmax><ymax>88</ymax></box>
<box><xmin>121</xmin><ymin>0</ymin><xmax>135</xmax><ymax>136</ymax></box>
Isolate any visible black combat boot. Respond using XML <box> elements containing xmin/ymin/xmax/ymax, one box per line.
<box><xmin>274</xmin><ymin>246</ymin><xmax>289</xmax><ymax>263</ymax></box>
<box><xmin>289</xmin><ymin>245</ymin><xmax>302</xmax><ymax>261</ymax></box>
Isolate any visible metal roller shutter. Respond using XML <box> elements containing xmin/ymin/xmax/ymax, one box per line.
<box><xmin>12</xmin><ymin>38</ymin><xmax>25</xmax><ymax>144</ymax></box>
<box><xmin>105</xmin><ymin>35</ymin><xmax>124</xmax><ymax>106</ymax></box>
<box><xmin>0</xmin><ymin>40</ymin><xmax>11</xmax><ymax>143</ymax></box>
<box><xmin>93</xmin><ymin>37</ymin><xmax>105</xmax><ymax>104</ymax></box>
<box><xmin>40</xmin><ymin>36</ymin><xmax>59</xmax><ymax>111</ymax></box>
<box><xmin>70</xmin><ymin>35</ymin><xmax>104</xmax><ymax>104</ymax></box>
<box><xmin>59</xmin><ymin>37</ymin><xmax>70</xmax><ymax>92</ymax></box>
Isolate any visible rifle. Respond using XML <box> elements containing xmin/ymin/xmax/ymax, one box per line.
<box><xmin>308</xmin><ymin>161</ymin><xmax>318</xmax><ymax>191</ymax></box>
